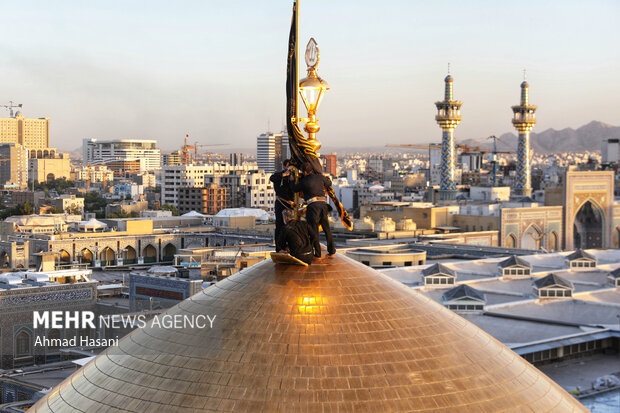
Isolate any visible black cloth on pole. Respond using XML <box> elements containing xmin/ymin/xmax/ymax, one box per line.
<box><xmin>285</xmin><ymin>2</ymin><xmax>352</xmax><ymax>230</ymax></box>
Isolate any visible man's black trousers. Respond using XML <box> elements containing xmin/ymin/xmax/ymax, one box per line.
<box><xmin>274</xmin><ymin>201</ymin><xmax>287</xmax><ymax>251</ymax></box>
<box><xmin>305</xmin><ymin>202</ymin><xmax>335</xmax><ymax>257</ymax></box>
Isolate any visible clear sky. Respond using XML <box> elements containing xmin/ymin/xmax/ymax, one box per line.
<box><xmin>1</xmin><ymin>0</ymin><xmax>618</xmax><ymax>152</ymax></box>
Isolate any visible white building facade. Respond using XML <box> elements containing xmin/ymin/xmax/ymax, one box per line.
<box><xmin>83</xmin><ymin>138</ymin><xmax>161</xmax><ymax>171</ymax></box>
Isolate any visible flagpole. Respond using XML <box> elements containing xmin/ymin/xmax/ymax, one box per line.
<box><xmin>293</xmin><ymin>0</ymin><xmax>301</xmax><ymax>219</ymax></box>
<box><xmin>295</xmin><ymin>0</ymin><xmax>299</xmax><ymax>123</ymax></box>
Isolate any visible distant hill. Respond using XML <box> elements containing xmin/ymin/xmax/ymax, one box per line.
<box><xmin>460</xmin><ymin>121</ymin><xmax>620</xmax><ymax>154</ymax></box>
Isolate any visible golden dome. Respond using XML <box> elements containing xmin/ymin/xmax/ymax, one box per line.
<box><xmin>32</xmin><ymin>254</ymin><xmax>586</xmax><ymax>412</ymax></box>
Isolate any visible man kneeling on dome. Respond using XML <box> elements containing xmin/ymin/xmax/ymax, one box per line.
<box><xmin>277</xmin><ymin>209</ymin><xmax>314</xmax><ymax>265</ymax></box>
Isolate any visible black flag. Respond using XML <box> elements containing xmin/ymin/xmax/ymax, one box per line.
<box><xmin>286</xmin><ymin>1</ymin><xmax>353</xmax><ymax>230</ymax></box>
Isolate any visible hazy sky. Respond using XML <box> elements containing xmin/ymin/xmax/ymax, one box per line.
<box><xmin>1</xmin><ymin>0</ymin><xmax>618</xmax><ymax>152</ymax></box>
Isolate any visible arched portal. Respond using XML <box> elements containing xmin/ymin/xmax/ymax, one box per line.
<box><xmin>548</xmin><ymin>231</ymin><xmax>559</xmax><ymax>251</ymax></box>
<box><xmin>100</xmin><ymin>247</ymin><xmax>115</xmax><ymax>266</ymax></box>
<box><xmin>46</xmin><ymin>173</ymin><xmax>55</xmax><ymax>182</ymax></box>
<box><xmin>574</xmin><ymin>201</ymin><xmax>603</xmax><ymax>249</ymax></box>
<box><xmin>80</xmin><ymin>248</ymin><xmax>93</xmax><ymax>266</ymax></box>
<box><xmin>521</xmin><ymin>225</ymin><xmax>542</xmax><ymax>250</ymax></box>
<box><xmin>143</xmin><ymin>244</ymin><xmax>157</xmax><ymax>263</ymax></box>
<box><xmin>505</xmin><ymin>234</ymin><xmax>517</xmax><ymax>248</ymax></box>
<box><xmin>59</xmin><ymin>249</ymin><xmax>71</xmax><ymax>264</ymax></box>
<box><xmin>163</xmin><ymin>244</ymin><xmax>177</xmax><ymax>262</ymax></box>
<box><xmin>124</xmin><ymin>246</ymin><xmax>137</xmax><ymax>264</ymax></box>
<box><xmin>15</xmin><ymin>328</ymin><xmax>32</xmax><ymax>357</ymax></box>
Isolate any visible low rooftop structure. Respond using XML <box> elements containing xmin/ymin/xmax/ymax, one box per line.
<box><xmin>441</xmin><ymin>284</ymin><xmax>486</xmax><ymax>313</ymax></box>
<box><xmin>533</xmin><ymin>273</ymin><xmax>574</xmax><ymax>298</ymax></box>
<box><xmin>380</xmin><ymin>249</ymin><xmax>620</xmax><ymax>367</ymax></box>
<box><xmin>498</xmin><ymin>255</ymin><xmax>532</xmax><ymax>278</ymax></box>
<box><xmin>345</xmin><ymin>244</ymin><xmax>426</xmax><ymax>268</ymax></box>
<box><xmin>422</xmin><ymin>263</ymin><xmax>456</xmax><ymax>287</ymax></box>
<box><xmin>608</xmin><ymin>267</ymin><xmax>620</xmax><ymax>287</ymax></box>
<box><xmin>566</xmin><ymin>249</ymin><xmax>597</xmax><ymax>270</ymax></box>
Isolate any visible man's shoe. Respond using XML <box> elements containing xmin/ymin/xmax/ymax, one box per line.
<box><xmin>327</xmin><ymin>252</ymin><xmax>336</xmax><ymax>258</ymax></box>
<box><xmin>313</xmin><ymin>256</ymin><xmax>323</xmax><ymax>261</ymax></box>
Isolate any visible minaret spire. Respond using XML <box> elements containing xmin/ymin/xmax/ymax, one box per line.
<box><xmin>435</xmin><ymin>68</ymin><xmax>462</xmax><ymax>202</ymax></box>
<box><xmin>512</xmin><ymin>75</ymin><xmax>537</xmax><ymax>197</ymax></box>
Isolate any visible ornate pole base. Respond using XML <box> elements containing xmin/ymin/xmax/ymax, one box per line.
<box><xmin>438</xmin><ymin>189</ymin><xmax>457</xmax><ymax>202</ymax></box>
<box><xmin>513</xmin><ymin>187</ymin><xmax>532</xmax><ymax>198</ymax></box>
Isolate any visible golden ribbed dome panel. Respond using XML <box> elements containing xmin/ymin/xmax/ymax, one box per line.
<box><xmin>32</xmin><ymin>254</ymin><xmax>587</xmax><ymax>412</ymax></box>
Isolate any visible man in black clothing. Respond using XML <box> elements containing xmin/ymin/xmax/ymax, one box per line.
<box><xmin>277</xmin><ymin>210</ymin><xmax>314</xmax><ymax>265</ymax></box>
<box><xmin>290</xmin><ymin>163</ymin><xmax>335</xmax><ymax>258</ymax></box>
<box><xmin>270</xmin><ymin>159</ymin><xmax>295</xmax><ymax>251</ymax></box>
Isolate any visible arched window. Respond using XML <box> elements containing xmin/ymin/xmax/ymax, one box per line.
<box><xmin>15</xmin><ymin>329</ymin><xmax>32</xmax><ymax>357</ymax></box>
<box><xmin>505</xmin><ymin>234</ymin><xmax>517</xmax><ymax>248</ymax></box>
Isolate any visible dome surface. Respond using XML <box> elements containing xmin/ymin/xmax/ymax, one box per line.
<box><xmin>32</xmin><ymin>253</ymin><xmax>586</xmax><ymax>412</ymax></box>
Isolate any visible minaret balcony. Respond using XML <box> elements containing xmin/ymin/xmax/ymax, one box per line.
<box><xmin>436</xmin><ymin>113</ymin><xmax>462</xmax><ymax>122</ymax></box>
<box><xmin>511</xmin><ymin>104</ymin><xmax>537</xmax><ymax>112</ymax></box>
<box><xmin>512</xmin><ymin>116</ymin><xmax>536</xmax><ymax>124</ymax></box>
<box><xmin>513</xmin><ymin>113</ymin><xmax>536</xmax><ymax>123</ymax></box>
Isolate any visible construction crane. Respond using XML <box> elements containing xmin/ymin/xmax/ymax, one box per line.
<box><xmin>181</xmin><ymin>135</ymin><xmax>196</xmax><ymax>165</ymax></box>
<box><xmin>1</xmin><ymin>101</ymin><xmax>23</xmax><ymax>117</ymax></box>
<box><xmin>385</xmin><ymin>143</ymin><xmax>506</xmax><ymax>154</ymax></box>
<box><xmin>180</xmin><ymin>134</ymin><xmax>229</xmax><ymax>165</ymax></box>
<box><xmin>387</xmin><ymin>142</ymin><xmax>513</xmax><ymax>172</ymax></box>
<box><xmin>487</xmin><ymin>135</ymin><xmax>516</xmax><ymax>187</ymax></box>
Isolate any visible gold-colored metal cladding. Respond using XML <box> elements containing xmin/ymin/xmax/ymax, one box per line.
<box><xmin>31</xmin><ymin>253</ymin><xmax>588</xmax><ymax>412</ymax></box>
<box><xmin>298</xmin><ymin>39</ymin><xmax>329</xmax><ymax>152</ymax></box>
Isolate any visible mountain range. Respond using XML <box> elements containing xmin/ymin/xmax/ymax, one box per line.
<box><xmin>460</xmin><ymin>121</ymin><xmax>620</xmax><ymax>154</ymax></box>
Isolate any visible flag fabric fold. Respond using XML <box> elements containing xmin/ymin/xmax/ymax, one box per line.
<box><xmin>286</xmin><ymin>2</ymin><xmax>353</xmax><ymax>230</ymax></box>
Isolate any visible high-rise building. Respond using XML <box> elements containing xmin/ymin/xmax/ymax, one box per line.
<box><xmin>512</xmin><ymin>80</ymin><xmax>537</xmax><ymax>197</ymax></box>
<box><xmin>0</xmin><ymin>112</ymin><xmax>50</xmax><ymax>149</ymax></box>
<box><xmin>602</xmin><ymin>138</ymin><xmax>620</xmax><ymax>164</ymax></box>
<box><xmin>435</xmin><ymin>73</ymin><xmax>462</xmax><ymax>201</ymax></box>
<box><xmin>321</xmin><ymin>154</ymin><xmax>337</xmax><ymax>177</ymax></box>
<box><xmin>229</xmin><ymin>153</ymin><xmax>244</xmax><ymax>166</ymax></box>
<box><xmin>177</xmin><ymin>184</ymin><xmax>228</xmax><ymax>215</ymax></box>
<box><xmin>161</xmin><ymin>164</ymin><xmax>256</xmax><ymax>206</ymax></box>
<box><xmin>0</xmin><ymin>143</ymin><xmax>28</xmax><ymax>189</ymax></box>
<box><xmin>83</xmin><ymin>139</ymin><xmax>161</xmax><ymax>172</ymax></box>
<box><xmin>256</xmin><ymin>132</ymin><xmax>288</xmax><ymax>173</ymax></box>
<box><xmin>281</xmin><ymin>135</ymin><xmax>290</xmax><ymax>162</ymax></box>
<box><xmin>162</xmin><ymin>151</ymin><xmax>182</xmax><ymax>166</ymax></box>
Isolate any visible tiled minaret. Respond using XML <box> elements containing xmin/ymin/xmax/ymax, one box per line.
<box><xmin>512</xmin><ymin>79</ymin><xmax>537</xmax><ymax>197</ymax></box>
<box><xmin>435</xmin><ymin>73</ymin><xmax>462</xmax><ymax>201</ymax></box>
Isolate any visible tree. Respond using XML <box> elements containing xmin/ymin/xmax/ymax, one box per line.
<box><xmin>67</xmin><ymin>205</ymin><xmax>83</xmax><ymax>216</ymax></box>
<box><xmin>34</xmin><ymin>178</ymin><xmax>75</xmax><ymax>195</ymax></box>
<box><xmin>107</xmin><ymin>210</ymin><xmax>139</xmax><ymax>219</ymax></box>
<box><xmin>84</xmin><ymin>191</ymin><xmax>107</xmax><ymax>215</ymax></box>
<box><xmin>161</xmin><ymin>203</ymin><xmax>179</xmax><ymax>216</ymax></box>
<box><xmin>0</xmin><ymin>201</ymin><xmax>35</xmax><ymax>219</ymax></box>
<box><xmin>18</xmin><ymin>200</ymin><xmax>33</xmax><ymax>215</ymax></box>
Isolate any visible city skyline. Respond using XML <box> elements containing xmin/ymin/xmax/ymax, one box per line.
<box><xmin>1</xmin><ymin>0</ymin><xmax>618</xmax><ymax>152</ymax></box>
